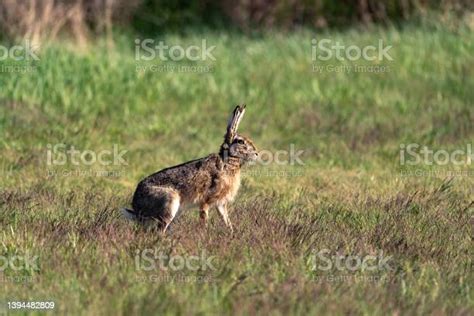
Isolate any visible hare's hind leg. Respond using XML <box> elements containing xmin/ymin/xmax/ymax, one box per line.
<box><xmin>160</xmin><ymin>189</ymin><xmax>180</xmax><ymax>233</ymax></box>
<box><xmin>141</xmin><ymin>186</ymin><xmax>180</xmax><ymax>233</ymax></box>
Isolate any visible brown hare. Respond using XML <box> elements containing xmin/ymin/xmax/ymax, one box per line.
<box><xmin>123</xmin><ymin>105</ymin><xmax>258</xmax><ymax>233</ymax></box>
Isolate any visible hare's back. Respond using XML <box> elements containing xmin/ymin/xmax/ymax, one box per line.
<box><xmin>141</xmin><ymin>154</ymin><xmax>221</xmax><ymax>188</ymax></box>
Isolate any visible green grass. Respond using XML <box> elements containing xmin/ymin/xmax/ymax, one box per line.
<box><xmin>0</xmin><ymin>20</ymin><xmax>473</xmax><ymax>315</ymax></box>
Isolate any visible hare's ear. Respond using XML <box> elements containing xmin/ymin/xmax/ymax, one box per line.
<box><xmin>225</xmin><ymin>104</ymin><xmax>246</xmax><ymax>144</ymax></box>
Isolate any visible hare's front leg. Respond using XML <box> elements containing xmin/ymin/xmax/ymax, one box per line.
<box><xmin>200</xmin><ymin>204</ymin><xmax>209</xmax><ymax>227</ymax></box>
<box><xmin>216</xmin><ymin>203</ymin><xmax>233</xmax><ymax>233</ymax></box>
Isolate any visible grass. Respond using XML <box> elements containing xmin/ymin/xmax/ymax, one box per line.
<box><xmin>0</xmin><ymin>19</ymin><xmax>473</xmax><ymax>315</ymax></box>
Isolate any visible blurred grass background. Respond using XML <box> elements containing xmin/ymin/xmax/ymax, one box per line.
<box><xmin>0</xmin><ymin>1</ymin><xmax>473</xmax><ymax>315</ymax></box>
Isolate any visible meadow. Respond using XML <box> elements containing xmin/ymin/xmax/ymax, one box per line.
<box><xmin>0</xmin><ymin>17</ymin><xmax>473</xmax><ymax>315</ymax></box>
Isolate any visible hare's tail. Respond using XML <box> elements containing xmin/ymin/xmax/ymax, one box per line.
<box><xmin>121</xmin><ymin>207</ymin><xmax>139</xmax><ymax>221</ymax></box>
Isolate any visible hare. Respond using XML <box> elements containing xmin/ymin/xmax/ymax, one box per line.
<box><xmin>123</xmin><ymin>105</ymin><xmax>258</xmax><ymax>233</ymax></box>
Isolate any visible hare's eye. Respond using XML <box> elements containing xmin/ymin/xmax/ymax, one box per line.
<box><xmin>237</xmin><ymin>139</ymin><xmax>245</xmax><ymax>144</ymax></box>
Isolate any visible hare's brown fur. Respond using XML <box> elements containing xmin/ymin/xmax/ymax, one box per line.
<box><xmin>124</xmin><ymin>105</ymin><xmax>257</xmax><ymax>233</ymax></box>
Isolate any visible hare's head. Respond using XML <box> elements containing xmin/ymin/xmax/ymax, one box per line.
<box><xmin>221</xmin><ymin>105</ymin><xmax>258</xmax><ymax>162</ymax></box>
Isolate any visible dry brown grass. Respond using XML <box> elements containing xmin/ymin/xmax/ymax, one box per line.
<box><xmin>0</xmin><ymin>178</ymin><xmax>471</xmax><ymax>314</ymax></box>
<box><xmin>0</xmin><ymin>0</ymin><xmax>139</xmax><ymax>45</ymax></box>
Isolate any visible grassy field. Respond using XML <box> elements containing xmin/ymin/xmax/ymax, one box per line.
<box><xmin>0</xmin><ymin>18</ymin><xmax>473</xmax><ymax>315</ymax></box>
